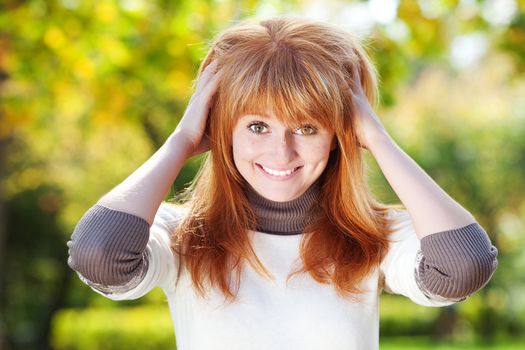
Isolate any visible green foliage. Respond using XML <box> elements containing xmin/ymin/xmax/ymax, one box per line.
<box><xmin>3</xmin><ymin>184</ymin><xmax>71</xmax><ymax>348</ymax></box>
<box><xmin>1</xmin><ymin>0</ymin><xmax>235</xmax><ymax>348</ymax></box>
<box><xmin>381</xmin><ymin>337</ymin><xmax>525</xmax><ymax>350</ymax></box>
<box><xmin>373</xmin><ymin>57</ymin><xmax>525</xmax><ymax>340</ymax></box>
<box><xmin>51</xmin><ymin>306</ymin><xmax>176</xmax><ymax>350</ymax></box>
<box><xmin>379</xmin><ymin>294</ymin><xmax>441</xmax><ymax>336</ymax></box>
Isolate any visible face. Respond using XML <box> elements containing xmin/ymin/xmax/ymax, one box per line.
<box><xmin>232</xmin><ymin>111</ymin><xmax>336</xmax><ymax>202</ymax></box>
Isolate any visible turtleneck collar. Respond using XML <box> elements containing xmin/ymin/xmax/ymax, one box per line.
<box><xmin>244</xmin><ymin>180</ymin><xmax>322</xmax><ymax>235</ymax></box>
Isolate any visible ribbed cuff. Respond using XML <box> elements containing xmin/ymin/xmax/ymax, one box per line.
<box><xmin>417</xmin><ymin>222</ymin><xmax>498</xmax><ymax>299</ymax></box>
<box><xmin>67</xmin><ymin>204</ymin><xmax>151</xmax><ymax>286</ymax></box>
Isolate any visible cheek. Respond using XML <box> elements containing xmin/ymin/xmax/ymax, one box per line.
<box><xmin>232</xmin><ymin>136</ymin><xmax>259</xmax><ymax>163</ymax></box>
<box><xmin>299</xmin><ymin>140</ymin><xmax>333</xmax><ymax>163</ymax></box>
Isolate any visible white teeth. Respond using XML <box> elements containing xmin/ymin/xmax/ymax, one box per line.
<box><xmin>261</xmin><ymin>165</ymin><xmax>298</xmax><ymax>177</ymax></box>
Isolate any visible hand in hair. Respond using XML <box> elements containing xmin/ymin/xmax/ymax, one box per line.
<box><xmin>349</xmin><ymin>69</ymin><xmax>389</xmax><ymax>150</ymax></box>
<box><xmin>175</xmin><ymin>60</ymin><xmax>223</xmax><ymax>157</ymax></box>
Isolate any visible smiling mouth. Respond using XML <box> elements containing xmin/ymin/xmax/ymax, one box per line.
<box><xmin>256</xmin><ymin>163</ymin><xmax>302</xmax><ymax>177</ymax></box>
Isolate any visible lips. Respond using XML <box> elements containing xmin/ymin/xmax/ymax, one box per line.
<box><xmin>256</xmin><ymin>163</ymin><xmax>302</xmax><ymax>177</ymax></box>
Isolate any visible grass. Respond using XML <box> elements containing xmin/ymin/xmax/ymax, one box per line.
<box><xmin>381</xmin><ymin>336</ymin><xmax>525</xmax><ymax>349</ymax></box>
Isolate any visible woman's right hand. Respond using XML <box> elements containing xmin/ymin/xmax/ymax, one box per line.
<box><xmin>95</xmin><ymin>60</ymin><xmax>222</xmax><ymax>224</ymax></box>
<box><xmin>175</xmin><ymin>60</ymin><xmax>223</xmax><ymax>157</ymax></box>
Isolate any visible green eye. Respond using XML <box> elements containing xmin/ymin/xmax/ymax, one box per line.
<box><xmin>295</xmin><ymin>125</ymin><xmax>317</xmax><ymax>135</ymax></box>
<box><xmin>248</xmin><ymin>122</ymin><xmax>268</xmax><ymax>134</ymax></box>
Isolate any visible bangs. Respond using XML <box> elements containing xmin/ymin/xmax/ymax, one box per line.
<box><xmin>219</xmin><ymin>46</ymin><xmax>345</xmax><ymax>131</ymax></box>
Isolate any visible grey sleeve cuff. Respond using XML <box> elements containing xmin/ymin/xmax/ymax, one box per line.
<box><xmin>67</xmin><ymin>204</ymin><xmax>151</xmax><ymax>291</ymax></box>
<box><xmin>416</xmin><ymin>222</ymin><xmax>498</xmax><ymax>300</ymax></box>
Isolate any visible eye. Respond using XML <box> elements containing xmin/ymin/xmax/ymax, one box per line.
<box><xmin>247</xmin><ymin>122</ymin><xmax>269</xmax><ymax>134</ymax></box>
<box><xmin>295</xmin><ymin>124</ymin><xmax>317</xmax><ymax>135</ymax></box>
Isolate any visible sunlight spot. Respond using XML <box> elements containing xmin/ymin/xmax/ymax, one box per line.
<box><xmin>339</xmin><ymin>3</ymin><xmax>374</xmax><ymax>35</ymax></box>
<box><xmin>450</xmin><ymin>33</ymin><xmax>488</xmax><ymax>70</ymax></box>
<box><xmin>481</xmin><ymin>0</ymin><xmax>517</xmax><ymax>26</ymax></box>
<box><xmin>368</xmin><ymin>0</ymin><xmax>398</xmax><ymax>25</ymax></box>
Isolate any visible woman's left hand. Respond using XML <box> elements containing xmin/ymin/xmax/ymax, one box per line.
<box><xmin>349</xmin><ymin>71</ymin><xmax>390</xmax><ymax>150</ymax></box>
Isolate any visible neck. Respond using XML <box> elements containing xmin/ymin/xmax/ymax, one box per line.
<box><xmin>244</xmin><ymin>181</ymin><xmax>321</xmax><ymax>235</ymax></box>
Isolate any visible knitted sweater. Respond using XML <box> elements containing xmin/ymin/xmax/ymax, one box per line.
<box><xmin>67</xmin><ymin>183</ymin><xmax>498</xmax><ymax>350</ymax></box>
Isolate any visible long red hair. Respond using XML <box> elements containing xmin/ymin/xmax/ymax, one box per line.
<box><xmin>170</xmin><ymin>16</ymin><xmax>401</xmax><ymax>302</ymax></box>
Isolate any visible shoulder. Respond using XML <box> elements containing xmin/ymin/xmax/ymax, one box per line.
<box><xmin>156</xmin><ymin>202</ymin><xmax>188</xmax><ymax>224</ymax></box>
<box><xmin>156</xmin><ymin>202</ymin><xmax>189</xmax><ymax>225</ymax></box>
<box><xmin>150</xmin><ymin>202</ymin><xmax>189</xmax><ymax>239</ymax></box>
<box><xmin>385</xmin><ymin>208</ymin><xmax>415</xmax><ymax>242</ymax></box>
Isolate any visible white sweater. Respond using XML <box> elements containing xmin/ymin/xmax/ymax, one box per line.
<box><xmin>82</xmin><ymin>203</ymin><xmax>455</xmax><ymax>350</ymax></box>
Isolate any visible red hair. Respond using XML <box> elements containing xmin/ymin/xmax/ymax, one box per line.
<box><xmin>170</xmin><ymin>16</ymin><xmax>401</xmax><ymax>302</ymax></box>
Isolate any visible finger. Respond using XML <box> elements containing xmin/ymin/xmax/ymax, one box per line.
<box><xmin>355</xmin><ymin>65</ymin><xmax>362</xmax><ymax>84</ymax></box>
<box><xmin>350</xmin><ymin>75</ymin><xmax>366</xmax><ymax>99</ymax></box>
<box><xmin>196</xmin><ymin>62</ymin><xmax>221</xmax><ymax>90</ymax></box>
<box><xmin>206</xmin><ymin>59</ymin><xmax>220</xmax><ymax>72</ymax></box>
<box><xmin>349</xmin><ymin>65</ymin><xmax>362</xmax><ymax>90</ymax></box>
<box><xmin>201</xmin><ymin>67</ymin><xmax>224</xmax><ymax>97</ymax></box>
<box><xmin>201</xmin><ymin>60</ymin><xmax>220</xmax><ymax>79</ymax></box>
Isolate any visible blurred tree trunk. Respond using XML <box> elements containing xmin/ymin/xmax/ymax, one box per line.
<box><xmin>36</xmin><ymin>264</ymin><xmax>73</xmax><ymax>350</ymax></box>
<box><xmin>0</xmin><ymin>136</ymin><xmax>13</xmax><ymax>350</ymax></box>
<box><xmin>433</xmin><ymin>306</ymin><xmax>459</xmax><ymax>340</ymax></box>
<box><xmin>0</xmin><ymin>43</ymin><xmax>12</xmax><ymax>348</ymax></box>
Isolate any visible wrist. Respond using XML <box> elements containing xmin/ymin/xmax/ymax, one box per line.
<box><xmin>166</xmin><ymin>130</ymin><xmax>195</xmax><ymax>160</ymax></box>
<box><xmin>365</xmin><ymin>130</ymin><xmax>395</xmax><ymax>154</ymax></box>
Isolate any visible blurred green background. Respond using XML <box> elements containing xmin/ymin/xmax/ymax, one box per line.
<box><xmin>1</xmin><ymin>0</ymin><xmax>524</xmax><ymax>349</ymax></box>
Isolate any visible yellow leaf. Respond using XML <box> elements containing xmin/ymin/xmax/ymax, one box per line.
<box><xmin>95</xmin><ymin>2</ymin><xmax>117</xmax><ymax>23</ymax></box>
<box><xmin>44</xmin><ymin>27</ymin><xmax>67</xmax><ymax>50</ymax></box>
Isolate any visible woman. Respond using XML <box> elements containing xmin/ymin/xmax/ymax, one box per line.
<box><xmin>67</xmin><ymin>16</ymin><xmax>498</xmax><ymax>349</ymax></box>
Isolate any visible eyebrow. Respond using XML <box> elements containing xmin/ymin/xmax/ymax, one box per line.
<box><xmin>241</xmin><ymin>113</ymin><xmax>323</xmax><ymax>128</ymax></box>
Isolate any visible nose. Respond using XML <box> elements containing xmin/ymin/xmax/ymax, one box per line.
<box><xmin>272</xmin><ymin>131</ymin><xmax>297</xmax><ymax>163</ymax></box>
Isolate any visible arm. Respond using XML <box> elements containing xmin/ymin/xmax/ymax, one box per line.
<box><xmin>367</xmin><ymin>134</ymin><xmax>475</xmax><ymax>237</ymax></box>
<box><xmin>97</xmin><ymin>60</ymin><xmax>222</xmax><ymax>224</ymax></box>
<box><xmin>350</xmin><ymin>77</ymin><xmax>474</xmax><ymax>237</ymax></box>
<box><xmin>349</xmin><ymin>72</ymin><xmax>497</xmax><ymax>300</ymax></box>
<box><xmin>67</xmin><ymin>61</ymin><xmax>222</xmax><ymax>290</ymax></box>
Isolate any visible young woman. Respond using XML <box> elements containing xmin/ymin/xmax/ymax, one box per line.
<box><xmin>67</xmin><ymin>16</ymin><xmax>498</xmax><ymax>349</ymax></box>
